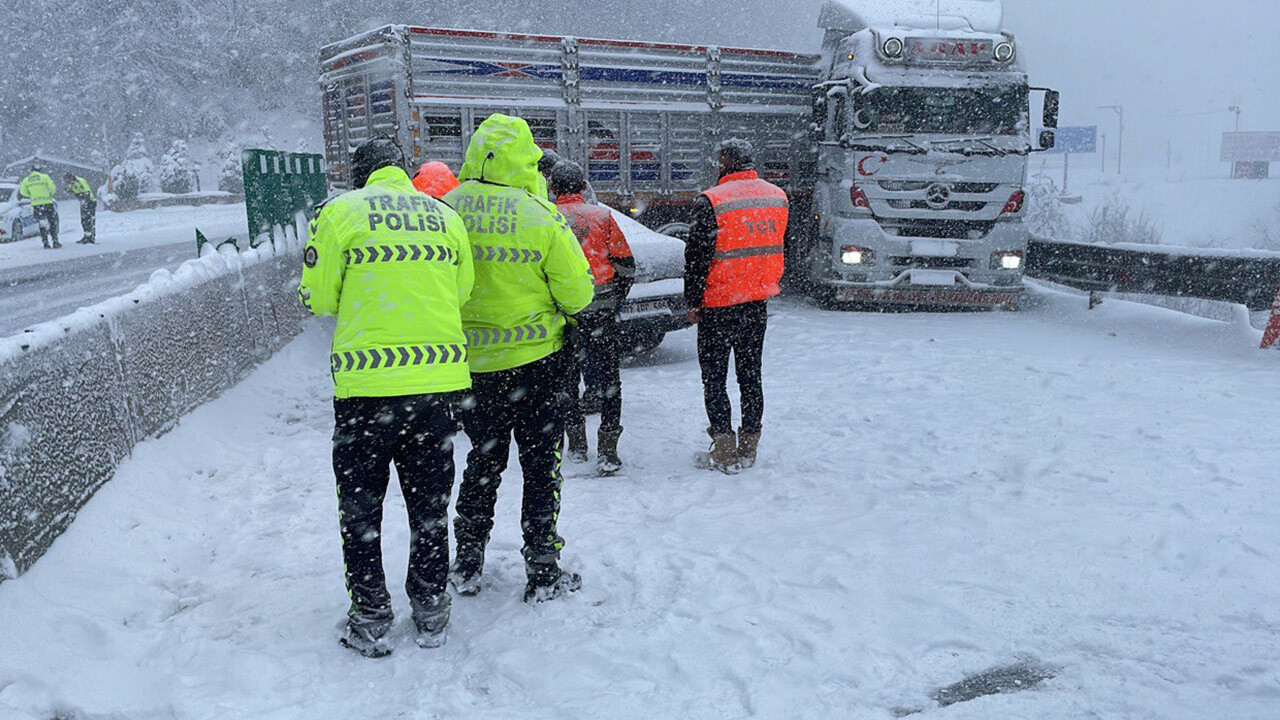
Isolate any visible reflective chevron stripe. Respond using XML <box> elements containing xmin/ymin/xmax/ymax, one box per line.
<box><xmin>464</xmin><ymin>324</ymin><xmax>549</xmax><ymax>347</ymax></box>
<box><xmin>472</xmin><ymin>245</ymin><xmax>544</xmax><ymax>263</ymax></box>
<box><xmin>329</xmin><ymin>344</ymin><xmax>467</xmax><ymax>373</ymax></box>
<box><xmin>345</xmin><ymin>245</ymin><xmax>459</xmax><ymax>265</ymax></box>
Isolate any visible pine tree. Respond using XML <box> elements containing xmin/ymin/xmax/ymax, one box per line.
<box><xmin>109</xmin><ymin>133</ymin><xmax>160</xmax><ymax>200</ymax></box>
<box><xmin>159</xmin><ymin>140</ymin><xmax>197</xmax><ymax>194</ymax></box>
<box><xmin>218</xmin><ymin>142</ymin><xmax>245</xmax><ymax>195</ymax></box>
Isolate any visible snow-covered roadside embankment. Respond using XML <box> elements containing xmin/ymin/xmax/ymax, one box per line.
<box><xmin>0</xmin><ymin>233</ymin><xmax>310</xmax><ymax>582</ymax></box>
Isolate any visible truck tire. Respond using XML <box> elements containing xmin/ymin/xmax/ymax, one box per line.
<box><xmin>655</xmin><ymin>221</ymin><xmax>691</xmax><ymax>241</ymax></box>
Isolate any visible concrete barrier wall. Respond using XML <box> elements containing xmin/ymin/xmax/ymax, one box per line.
<box><xmin>0</xmin><ymin>238</ymin><xmax>310</xmax><ymax>581</ymax></box>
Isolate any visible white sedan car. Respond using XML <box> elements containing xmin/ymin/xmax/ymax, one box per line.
<box><xmin>0</xmin><ymin>182</ymin><xmax>38</xmax><ymax>243</ymax></box>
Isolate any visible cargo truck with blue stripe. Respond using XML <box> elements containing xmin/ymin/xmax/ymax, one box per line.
<box><xmin>318</xmin><ymin>0</ymin><xmax>1058</xmax><ymax>313</ymax></box>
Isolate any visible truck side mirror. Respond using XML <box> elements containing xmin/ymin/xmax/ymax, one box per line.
<box><xmin>1043</xmin><ymin>90</ymin><xmax>1060</xmax><ymax>129</ymax></box>
<box><xmin>1039</xmin><ymin>130</ymin><xmax>1056</xmax><ymax>151</ymax></box>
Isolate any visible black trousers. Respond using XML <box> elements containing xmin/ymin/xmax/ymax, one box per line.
<box><xmin>333</xmin><ymin>394</ymin><xmax>457</xmax><ymax>615</ymax></box>
<box><xmin>456</xmin><ymin>351</ymin><xmax>568</xmax><ymax>571</ymax></box>
<box><xmin>80</xmin><ymin>202</ymin><xmax>96</xmax><ymax>242</ymax></box>
<box><xmin>698</xmin><ymin>300</ymin><xmax>769</xmax><ymax>435</ymax></box>
<box><xmin>566</xmin><ymin>309</ymin><xmax>622</xmax><ymax>433</ymax></box>
<box><xmin>33</xmin><ymin>204</ymin><xmax>58</xmax><ymax>246</ymax></box>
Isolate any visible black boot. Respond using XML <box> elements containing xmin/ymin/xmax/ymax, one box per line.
<box><xmin>339</xmin><ymin>606</ymin><xmax>394</xmax><ymax>658</ymax></box>
<box><xmin>596</xmin><ymin>426</ymin><xmax>622</xmax><ymax>476</ymax></box>
<box><xmin>449</xmin><ymin>541</ymin><xmax>485</xmax><ymax>597</ymax></box>
<box><xmin>523</xmin><ymin>564</ymin><xmax>582</xmax><ymax>604</ymax></box>
<box><xmin>566</xmin><ymin>422</ymin><xmax>589</xmax><ymax>463</ymax></box>
<box><xmin>411</xmin><ymin>593</ymin><xmax>451</xmax><ymax>649</ymax></box>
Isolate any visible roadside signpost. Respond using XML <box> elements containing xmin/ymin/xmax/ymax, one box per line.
<box><xmin>1040</xmin><ymin>125</ymin><xmax>1098</xmax><ymax>193</ymax></box>
<box><xmin>241</xmin><ymin>149</ymin><xmax>329</xmax><ymax>246</ymax></box>
<box><xmin>1221</xmin><ymin>132</ymin><xmax>1280</xmax><ymax>180</ymax></box>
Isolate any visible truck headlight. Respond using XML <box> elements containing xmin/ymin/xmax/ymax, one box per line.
<box><xmin>994</xmin><ymin>42</ymin><xmax>1015</xmax><ymax>63</ymax></box>
<box><xmin>842</xmin><ymin>245</ymin><xmax>875</xmax><ymax>265</ymax></box>
<box><xmin>883</xmin><ymin>37</ymin><xmax>904</xmax><ymax>59</ymax></box>
<box><xmin>991</xmin><ymin>250</ymin><xmax>1024</xmax><ymax>270</ymax></box>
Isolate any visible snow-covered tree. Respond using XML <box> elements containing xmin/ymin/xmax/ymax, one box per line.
<box><xmin>159</xmin><ymin>140</ymin><xmax>198</xmax><ymax>194</ymax></box>
<box><xmin>218</xmin><ymin>142</ymin><xmax>244</xmax><ymax>195</ymax></box>
<box><xmin>1023</xmin><ymin>174</ymin><xmax>1070</xmax><ymax>240</ymax></box>
<box><xmin>109</xmin><ymin>133</ymin><xmax>160</xmax><ymax>200</ymax></box>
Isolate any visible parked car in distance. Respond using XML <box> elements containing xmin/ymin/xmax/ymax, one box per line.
<box><xmin>0</xmin><ymin>182</ymin><xmax>38</xmax><ymax>243</ymax></box>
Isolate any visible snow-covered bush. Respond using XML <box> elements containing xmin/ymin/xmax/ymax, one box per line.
<box><xmin>1249</xmin><ymin>196</ymin><xmax>1280</xmax><ymax>251</ymax></box>
<box><xmin>1081</xmin><ymin>194</ymin><xmax>1162</xmax><ymax>246</ymax></box>
<box><xmin>159</xmin><ymin>140</ymin><xmax>198</xmax><ymax>194</ymax></box>
<box><xmin>109</xmin><ymin>133</ymin><xmax>160</xmax><ymax>200</ymax></box>
<box><xmin>1023</xmin><ymin>173</ymin><xmax>1070</xmax><ymax>240</ymax></box>
<box><xmin>217</xmin><ymin>142</ymin><xmax>244</xmax><ymax>195</ymax></box>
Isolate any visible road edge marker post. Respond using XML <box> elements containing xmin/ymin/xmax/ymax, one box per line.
<box><xmin>1260</xmin><ymin>285</ymin><xmax>1280</xmax><ymax>350</ymax></box>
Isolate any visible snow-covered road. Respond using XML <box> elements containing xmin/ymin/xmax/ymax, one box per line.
<box><xmin>1</xmin><ymin>288</ymin><xmax>1278</xmax><ymax>719</ymax></box>
<box><xmin>0</xmin><ymin>203</ymin><xmax>248</xmax><ymax>337</ymax></box>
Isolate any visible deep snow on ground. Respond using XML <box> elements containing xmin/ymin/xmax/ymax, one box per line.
<box><xmin>0</xmin><ymin>201</ymin><xmax>248</xmax><ymax>271</ymax></box>
<box><xmin>1030</xmin><ymin>156</ymin><xmax>1280</xmax><ymax>250</ymax></box>
<box><xmin>2</xmin><ymin>289</ymin><xmax>1279</xmax><ymax>719</ymax></box>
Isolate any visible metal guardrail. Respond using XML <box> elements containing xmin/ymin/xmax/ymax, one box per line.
<box><xmin>1026</xmin><ymin>236</ymin><xmax>1280</xmax><ymax>311</ymax></box>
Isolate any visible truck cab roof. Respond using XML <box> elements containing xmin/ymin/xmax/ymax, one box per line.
<box><xmin>819</xmin><ymin>0</ymin><xmax>1004</xmax><ymax>34</ymax></box>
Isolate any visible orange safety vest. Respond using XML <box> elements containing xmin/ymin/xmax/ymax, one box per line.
<box><xmin>556</xmin><ymin>194</ymin><xmax>632</xmax><ymax>286</ymax></box>
<box><xmin>412</xmin><ymin>161</ymin><xmax>461</xmax><ymax>199</ymax></box>
<box><xmin>701</xmin><ymin>170</ymin><xmax>788</xmax><ymax>308</ymax></box>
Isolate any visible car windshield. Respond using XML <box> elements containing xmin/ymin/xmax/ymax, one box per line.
<box><xmin>0</xmin><ymin>188</ymin><xmax>12</xmax><ymax>203</ymax></box>
<box><xmin>857</xmin><ymin>86</ymin><xmax>1027</xmax><ymax>136</ymax></box>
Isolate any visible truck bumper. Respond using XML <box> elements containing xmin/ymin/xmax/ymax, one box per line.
<box><xmin>821</xmin><ymin>275</ymin><xmax>1024</xmax><ymax>309</ymax></box>
<box><xmin>819</xmin><ymin>217</ymin><xmax>1027</xmax><ymax>309</ymax></box>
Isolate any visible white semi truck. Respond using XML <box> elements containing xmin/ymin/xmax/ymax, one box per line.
<box><xmin>318</xmin><ymin>0</ymin><xmax>1056</xmax><ymax>311</ymax></box>
<box><xmin>807</xmin><ymin>0</ymin><xmax>1058</xmax><ymax>309</ymax></box>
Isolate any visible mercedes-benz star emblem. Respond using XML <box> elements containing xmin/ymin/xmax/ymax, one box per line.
<box><xmin>925</xmin><ymin>183</ymin><xmax>951</xmax><ymax>209</ymax></box>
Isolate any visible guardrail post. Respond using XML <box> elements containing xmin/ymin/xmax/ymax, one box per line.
<box><xmin>1261</xmin><ymin>286</ymin><xmax>1280</xmax><ymax>350</ymax></box>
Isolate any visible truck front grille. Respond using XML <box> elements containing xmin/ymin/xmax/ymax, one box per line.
<box><xmin>890</xmin><ymin>256</ymin><xmax>976</xmax><ymax>269</ymax></box>
<box><xmin>880</xmin><ymin>219</ymin><xmax>998</xmax><ymax>239</ymax></box>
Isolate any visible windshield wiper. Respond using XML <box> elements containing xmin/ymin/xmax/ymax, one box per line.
<box><xmin>845</xmin><ymin>134</ymin><xmax>928</xmax><ymax>155</ymax></box>
<box><xmin>928</xmin><ymin>136</ymin><xmax>1015</xmax><ymax>157</ymax></box>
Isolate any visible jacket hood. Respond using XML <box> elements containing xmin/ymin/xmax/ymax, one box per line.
<box><xmin>458</xmin><ymin>114</ymin><xmax>547</xmax><ymax>198</ymax></box>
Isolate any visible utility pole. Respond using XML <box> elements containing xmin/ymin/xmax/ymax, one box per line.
<box><xmin>1099</xmin><ymin>105</ymin><xmax>1124</xmax><ymax>176</ymax></box>
<box><xmin>1228</xmin><ymin>105</ymin><xmax>1242</xmax><ymax>132</ymax></box>
<box><xmin>1100</xmin><ymin>132</ymin><xmax>1107</xmax><ymax>175</ymax></box>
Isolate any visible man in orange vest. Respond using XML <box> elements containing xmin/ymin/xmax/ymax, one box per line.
<box><xmin>551</xmin><ymin>161</ymin><xmax>635</xmax><ymax>475</ymax></box>
<box><xmin>412</xmin><ymin>161</ymin><xmax>460</xmax><ymax>199</ymax></box>
<box><xmin>685</xmin><ymin>139</ymin><xmax>788</xmax><ymax>473</ymax></box>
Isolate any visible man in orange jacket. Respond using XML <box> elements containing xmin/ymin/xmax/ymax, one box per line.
<box><xmin>413</xmin><ymin>161</ymin><xmax>460</xmax><ymax>199</ymax></box>
<box><xmin>551</xmin><ymin>161</ymin><xmax>635</xmax><ymax>476</ymax></box>
<box><xmin>684</xmin><ymin>139</ymin><xmax>787</xmax><ymax>473</ymax></box>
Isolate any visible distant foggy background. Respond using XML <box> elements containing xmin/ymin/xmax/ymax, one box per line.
<box><xmin>4</xmin><ymin>0</ymin><xmax>1276</xmax><ymax>176</ymax></box>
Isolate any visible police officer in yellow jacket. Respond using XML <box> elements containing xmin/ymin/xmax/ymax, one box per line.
<box><xmin>18</xmin><ymin>166</ymin><xmax>59</xmax><ymax>249</ymax></box>
<box><xmin>298</xmin><ymin>137</ymin><xmax>474</xmax><ymax>657</ymax></box>
<box><xmin>444</xmin><ymin>114</ymin><xmax>595</xmax><ymax>603</ymax></box>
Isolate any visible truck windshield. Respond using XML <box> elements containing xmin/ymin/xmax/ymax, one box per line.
<box><xmin>857</xmin><ymin>86</ymin><xmax>1026</xmax><ymax>136</ymax></box>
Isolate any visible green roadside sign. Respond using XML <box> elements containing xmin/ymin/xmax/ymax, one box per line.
<box><xmin>241</xmin><ymin>149</ymin><xmax>329</xmax><ymax>247</ymax></box>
